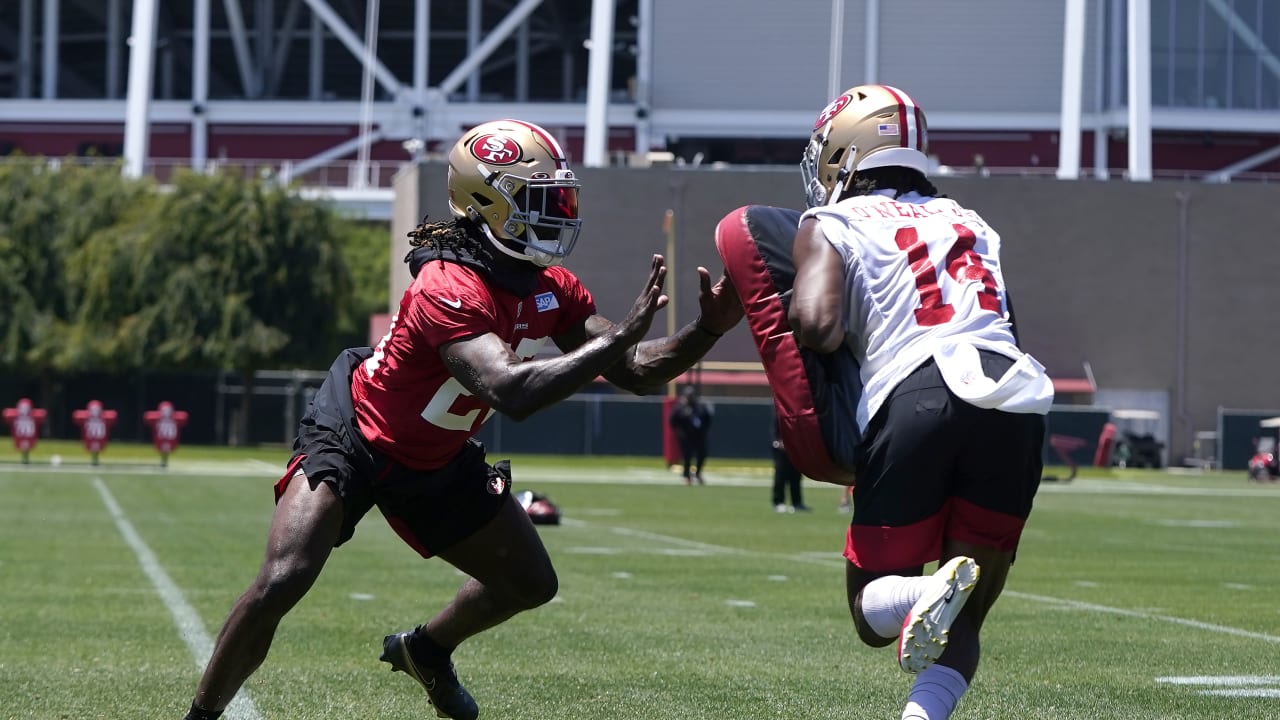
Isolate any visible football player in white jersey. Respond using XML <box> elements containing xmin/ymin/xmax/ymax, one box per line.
<box><xmin>791</xmin><ymin>85</ymin><xmax>1054</xmax><ymax>720</ymax></box>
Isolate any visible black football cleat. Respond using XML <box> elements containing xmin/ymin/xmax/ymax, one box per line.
<box><xmin>380</xmin><ymin>630</ymin><xmax>480</xmax><ymax>720</ymax></box>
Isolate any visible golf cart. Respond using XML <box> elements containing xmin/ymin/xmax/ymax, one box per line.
<box><xmin>1109</xmin><ymin>409</ymin><xmax>1165</xmax><ymax>469</ymax></box>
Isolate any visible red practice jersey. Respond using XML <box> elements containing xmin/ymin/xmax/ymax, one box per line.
<box><xmin>353</xmin><ymin>260</ymin><xmax>596</xmax><ymax>470</ymax></box>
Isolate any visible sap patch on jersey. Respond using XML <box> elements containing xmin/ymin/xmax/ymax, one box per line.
<box><xmin>534</xmin><ymin>291</ymin><xmax>559</xmax><ymax>312</ymax></box>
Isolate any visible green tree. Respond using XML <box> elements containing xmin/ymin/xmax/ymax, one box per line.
<box><xmin>332</xmin><ymin>218</ymin><xmax>391</xmax><ymax>347</ymax></box>
<box><xmin>0</xmin><ymin>158</ymin><xmax>156</xmax><ymax>393</ymax></box>
<box><xmin>134</xmin><ymin>168</ymin><xmax>352</xmax><ymax>443</ymax></box>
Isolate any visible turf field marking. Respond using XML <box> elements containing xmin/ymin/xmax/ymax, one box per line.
<box><xmin>1005</xmin><ymin>591</ymin><xmax>1280</xmax><ymax>644</ymax></box>
<box><xmin>607</xmin><ymin>525</ymin><xmax>749</xmax><ymax>555</ymax></box>
<box><xmin>247</xmin><ymin>458</ymin><xmax>284</xmax><ymax>474</ymax></box>
<box><xmin>1154</xmin><ymin>519</ymin><xmax>1239</xmax><ymax>528</ymax></box>
<box><xmin>563</xmin><ymin>546</ymin><xmax>620</xmax><ymax>554</ymax></box>
<box><xmin>1158</xmin><ymin>675</ymin><xmax>1280</xmax><ymax>685</ymax></box>
<box><xmin>1156</xmin><ymin>676</ymin><xmax>1280</xmax><ymax>698</ymax></box>
<box><xmin>92</xmin><ymin>477</ymin><xmax>263</xmax><ymax>720</ymax></box>
<box><xmin>569</xmin><ymin>518</ymin><xmax>1280</xmax><ymax>649</ymax></box>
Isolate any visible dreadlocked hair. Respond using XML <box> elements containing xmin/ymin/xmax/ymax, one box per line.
<box><xmin>406</xmin><ymin>214</ymin><xmax>488</xmax><ymax>256</ymax></box>
<box><xmin>846</xmin><ymin>166</ymin><xmax>945</xmax><ymax>200</ymax></box>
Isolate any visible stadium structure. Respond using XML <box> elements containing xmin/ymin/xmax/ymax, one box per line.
<box><xmin>3</xmin><ymin>0</ymin><xmax>1279</xmax><ymax>467</ymax></box>
<box><xmin>0</xmin><ymin>0</ymin><xmax>1277</xmax><ymax>223</ymax></box>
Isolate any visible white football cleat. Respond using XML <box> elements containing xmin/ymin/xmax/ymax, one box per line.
<box><xmin>897</xmin><ymin>556</ymin><xmax>980</xmax><ymax>674</ymax></box>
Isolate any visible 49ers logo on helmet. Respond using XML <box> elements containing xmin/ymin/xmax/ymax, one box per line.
<box><xmin>813</xmin><ymin>94</ymin><xmax>851</xmax><ymax>129</ymax></box>
<box><xmin>471</xmin><ymin>133</ymin><xmax>522</xmax><ymax>166</ymax></box>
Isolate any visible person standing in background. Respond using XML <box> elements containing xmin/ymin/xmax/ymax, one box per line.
<box><xmin>771</xmin><ymin>417</ymin><xmax>811</xmax><ymax>512</ymax></box>
<box><xmin>669</xmin><ymin>386</ymin><xmax>713</xmax><ymax>484</ymax></box>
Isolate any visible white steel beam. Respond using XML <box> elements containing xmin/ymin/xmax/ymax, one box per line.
<box><xmin>123</xmin><ymin>0</ymin><xmax>159</xmax><ymax>178</ymax></box>
<box><xmin>1204</xmin><ymin>143</ymin><xmax>1280</xmax><ymax>183</ymax></box>
<box><xmin>192</xmin><ymin>0</ymin><xmax>211</xmax><ymax>171</ymax></box>
<box><xmin>411</xmin><ymin>0</ymin><xmax>431</xmax><ymax>147</ymax></box>
<box><xmin>221</xmin><ymin>0</ymin><xmax>259</xmax><ymax>97</ymax></box>
<box><xmin>634</xmin><ymin>0</ymin><xmax>653</xmax><ymax>153</ymax></box>
<box><xmin>1057</xmin><ymin>0</ymin><xmax>1086</xmax><ymax>180</ymax></box>
<box><xmin>584</xmin><ymin>0</ymin><xmax>615</xmax><ymax>167</ymax></box>
<box><xmin>1092</xmin><ymin>0</ymin><xmax>1109</xmax><ymax>179</ymax></box>
<box><xmin>413</xmin><ymin>0</ymin><xmax>430</xmax><ymax>97</ymax></box>
<box><xmin>279</xmin><ymin>129</ymin><xmax>385</xmax><ymax>185</ymax></box>
<box><xmin>863</xmin><ymin>0</ymin><xmax>878</xmax><ymax>84</ymax></box>
<box><xmin>42</xmin><ymin>0</ymin><xmax>59</xmax><ymax>98</ymax></box>
<box><xmin>827</xmin><ymin>0</ymin><xmax>845</xmax><ymax>99</ymax></box>
<box><xmin>355</xmin><ymin>0</ymin><xmax>380</xmax><ymax>189</ymax></box>
<box><xmin>439</xmin><ymin>0</ymin><xmax>545</xmax><ymax>96</ymax></box>
<box><xmin>301</xmin><ymin>0</ymin><xmax>402</xmax><ymax>95</ymax></box>
<box><xmin>20</xmin><ymin>97</ymin><xmax>1280</xmax><ymax>140</ymax></box>
<box><xmin>1127</xmin><ymin>0</ymin><xmax>1152</xmax><ymax>181</ymax></box>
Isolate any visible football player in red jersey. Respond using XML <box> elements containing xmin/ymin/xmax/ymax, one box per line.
<box><xmin>791</xmin><ymin>86</ymin><xmax>1052</xmax><ymax>720</ymax></box>
<box><xmin>182</xmin><ymin>119</ymin><xmax>743</xmax><ymax>720</ymax></box>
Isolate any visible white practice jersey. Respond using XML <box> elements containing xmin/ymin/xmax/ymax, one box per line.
<box><xmin>801</xmin><ymin>190</ymin><xmax>1053</xmax><ymax>431</ymax></box>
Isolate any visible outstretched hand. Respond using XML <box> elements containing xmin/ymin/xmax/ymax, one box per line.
<box><xmin>617</xmin><ymin>254</ymin><xmax>669</xmax><ymax>343</ymax></box>
<box><xmin>696</xmin><ymin>267</ymin><xmax>744</xmax><ymax>336</ymax></box>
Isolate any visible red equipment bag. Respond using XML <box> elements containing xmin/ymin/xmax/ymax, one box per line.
<box><xmin>516</xmin><ymin>490</ymin><xmax>562</xmax><ymax>525</ymax></box>
<box><xmin>715</xmin><ymin>205</ymin><xmax>860</xmax><ymax>486</ymax></box>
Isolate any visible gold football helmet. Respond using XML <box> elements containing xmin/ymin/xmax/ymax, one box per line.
<box><xmin>447</xmin><ymin>119</ymin><xmax>582</xmax><ymax>267</ymax></box>
<box><xmin>800</xmin><ymin>84</ymin><xmax>930</xmax><ymax>208</ymax></box>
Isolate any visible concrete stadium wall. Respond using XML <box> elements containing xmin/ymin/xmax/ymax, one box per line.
<box><xmin>392</xmin><ymin>162</ymin><xmax>1280</xmax><ymax>461</ymax></box>
<box><xmin>650</xmin><ymin>0</ymin><xmax>1099</xmax><ymax>115</ymax></box>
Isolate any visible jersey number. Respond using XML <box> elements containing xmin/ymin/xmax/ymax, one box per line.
<box><xmin>365</xmin><ymin>316</ymin><xmax>549</xmax><ymax>433</ymax></box>
<box><xmin>421</xmin><ymin>336</ymin><xmax>548</xmax><ymax>431</ymax></box>
<box><xmin>894</xmin><ymin>223</ymin><xmax>1001</xmax><ymax>327</ymax></box>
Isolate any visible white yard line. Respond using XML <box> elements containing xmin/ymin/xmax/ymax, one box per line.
<box><xmin>1004</xmin><ymin>590</ymin><xmax>1280</xmax><ymax>644</ymax></box>
<box><xmin>9</xmin><ymin>462</ymin><xmax>1280</xmax><ymax>497</ymax></box>
<box><xmin>92</xmin><ymin>477</ymin><xmax>263</xmax><ymax>720</ymax></box>
<box><xmin>246</xmin><ymin>458</ymin><xmax>285</xmax><ymax>474</ymax></box>
<box><xmin>571</xmin><ymin>516</ymin><xmax>1280</xmax><ymax>648</ymax></box>
<box><xmin>10</xmin><ymin>460</ymin><xmax>279</xmax><ymax>478</ymax></box>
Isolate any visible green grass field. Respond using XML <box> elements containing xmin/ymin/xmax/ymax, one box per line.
<box><xmin>2</xmin><ymin>442</ymin><xmax>1278</xmax><ymax>720</ymax></box>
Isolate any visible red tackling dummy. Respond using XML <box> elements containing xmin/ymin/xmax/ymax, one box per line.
<box><xmin>715</xmin><ymin>205</ymin><xmax>860</xmax><ymax>486</ymax></box>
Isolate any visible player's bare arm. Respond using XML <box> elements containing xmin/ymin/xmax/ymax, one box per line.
<box><xmin>556</xmin><ymin>266</ymin><xmax>744</xmax><ymax>395</ymax></box>
<box><xmin>440</xmin><ymin>254</ymin><xmax>668</xmax><ymax>421</ymax></box>
<box><xmin>789</xmin><ymin>217</ymin><xmax>846</xmax><ymax>353</ymax></box>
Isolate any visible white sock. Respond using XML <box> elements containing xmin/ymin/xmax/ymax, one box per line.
<box><xmin>859</xmin><ymin>574</ymin><xmax>933</xmax><ymax>639</ymax></box>
<box><xmin>901</xmin><ymin>664</ymin><xmax>968</xmax><ymax>720</ymax></box>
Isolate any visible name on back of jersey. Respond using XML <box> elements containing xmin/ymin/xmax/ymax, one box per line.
<box><xmin>850</xmin><ymin>198</ymin><xmax>983</xmax><ymax>224</ymax></box>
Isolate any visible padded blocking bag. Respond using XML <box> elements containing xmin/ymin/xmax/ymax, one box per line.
<box><xmin>715</xmin><ymin>205</ymin><xmax>861</xmax><ymax>486</ymax></box>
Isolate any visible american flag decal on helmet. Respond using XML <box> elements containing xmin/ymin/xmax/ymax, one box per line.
<box><xmin>881</xmin><ymin>85</ymin><xmax>926</xmax><ymax>152</ymax></box>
